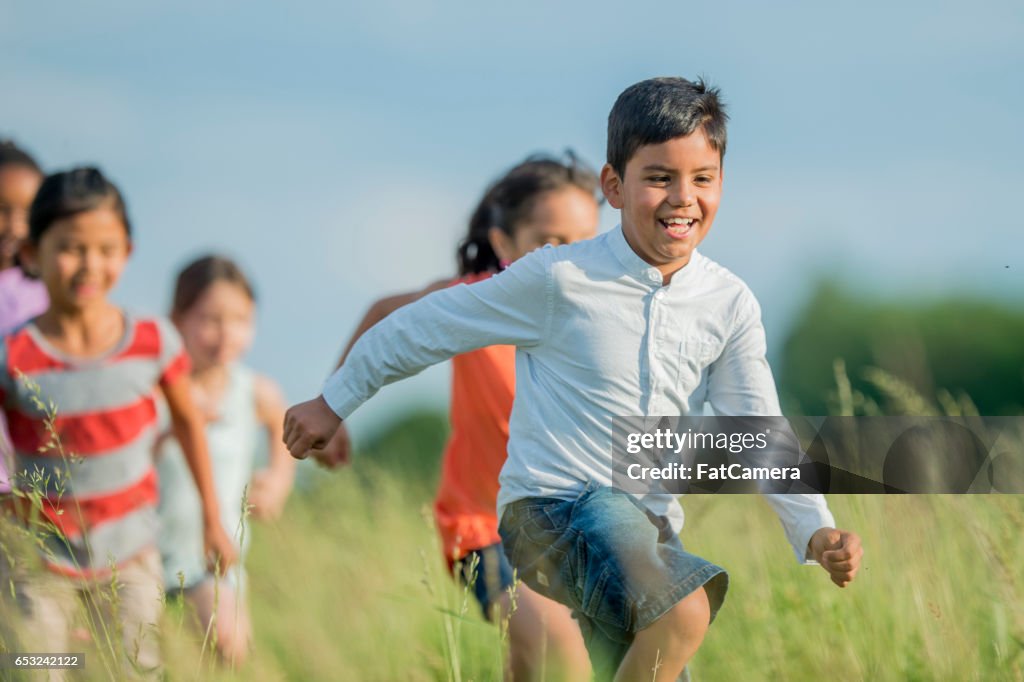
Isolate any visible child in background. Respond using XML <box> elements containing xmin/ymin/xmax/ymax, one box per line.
<box><xmin>285</xmin><ymin>77</ymin><xmax>863</xmax><ymax>681</ymax></box>
<box><xmin>0</xmin><ymin>167</ymin><xmax>235</xmax><ymax>678</ymax></box>
<box><xmin>157</xmin><ymin>254</ymin><xmax>295</xmax><ymax>666</ymax></box>
<box><xmin>0</xmin><ymin>140</ymin><xmax>47</xmax><ymax>334</ymax></box>
<box><xmin>0</xmin><ymin>140</ymin><xmax>46</xmax><ymax>494</ymax></box>
<box><xmin>328</xmin><ymin>154</ymin><xmax>599</xmax><ymax>680</ymax></box>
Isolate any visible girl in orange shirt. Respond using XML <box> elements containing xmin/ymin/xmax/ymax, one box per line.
<box><xmin>330</xmin><ymin>153</ymin><xmax>600</xmax><ymax>681</ymax></box>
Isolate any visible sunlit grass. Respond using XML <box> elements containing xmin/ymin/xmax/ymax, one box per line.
<box><xmin>2</xmin><ymin>368</ymin><xmax>1022</xmax><ymax>680</ymax></box>
<box><xmin>685</xmin><ymin>493</ymin><xmax>1024</xmax><ymax>681</ymax></box>
<box><xmin>156</xmin><ymin>459</ymin><xmax>1024</xmax><ymax>681</ymax></box>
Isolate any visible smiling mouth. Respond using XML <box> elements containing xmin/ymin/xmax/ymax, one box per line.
<box><xmin>73</xmin><ymin>283</ymin><xmax>102</xmax><ymax>295</ymax></box>
<box><xmin>659</xmin><ymin>217</ymin><xmax>696</xmax><ymax>239</ymax></box>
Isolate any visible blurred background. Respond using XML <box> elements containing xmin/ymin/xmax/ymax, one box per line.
<box><xmin>4</xmin><ymin>0</ymin><xmax>1022</xmax><ymax>444</ymax></box>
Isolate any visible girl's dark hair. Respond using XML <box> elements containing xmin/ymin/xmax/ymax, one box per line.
<box><xmin>28</xmin><ymin>166</ymin><xmax>131</xmax><ymax>244</ymax></box>
<box><xmin>456</xmin><ymin>151</ymin><xmax>600</xmax><ymax>276</ymax></box>
<box><xmin>172</xmin><ymin>255</ymin><xmax>256</xmax><ymax>318</ymax></box>
<box><xmin>0</xmin><ymin>139</ymin><xmax>42</xmax><ymax>174</ymax></box>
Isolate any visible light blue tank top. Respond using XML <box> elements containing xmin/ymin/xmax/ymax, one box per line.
<box><xmin>157</xmin><ymin>364</ymin><xmax>260</xmax><ymax>590</ymax></box>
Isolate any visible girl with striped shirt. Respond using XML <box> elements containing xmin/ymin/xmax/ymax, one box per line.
<box><xmin>0</xmin><ymin>167</ymin><xmax>235</xmax><ymax>678</ymax></box>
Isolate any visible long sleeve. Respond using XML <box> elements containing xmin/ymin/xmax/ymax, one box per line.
<box><xmin>708</xmin><ymin>288</ymin><xmax>835</xmax><ymax>564</ymax></box>
<box><xmin>761</xmin><ymin>493</ymin><xmax>836</xmax><ymax>564</ymax></box>
<box><xmin>706</xmin><ymin>289</ymin><xmax>779</xmax><ymax>416</ymax></box>
<box><xmin>323</xmin><ymin>249</ymin><xmax>552</xmax><ymax>420</ymax></box>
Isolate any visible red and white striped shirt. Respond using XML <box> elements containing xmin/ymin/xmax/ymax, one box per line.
<box><xmin>0</xmin><ymin>313</ymin><xmax>189</xmax><ymax>577</ymax></box>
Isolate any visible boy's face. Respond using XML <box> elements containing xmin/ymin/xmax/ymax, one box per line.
<box><xmin>601</xmin><ymin>129</ymin><xmax>722</xmax><ymax>282</ymax></box>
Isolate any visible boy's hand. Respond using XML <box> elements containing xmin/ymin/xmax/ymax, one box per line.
<box><xmin>308</xmin><ymin>422</ymin><xmax>352</xmax><ymax>470</ymax></box>
<box><xmin>808</xmin><ymin>527</ymin><xmax>863</xmax><ymax>588</ymax></box>
<box><xmin>283</xmin><ymin>396</ymin><xmax>342</xmax><ymax>460</ymax></box>
<box><xmin>203</xmin><ymin>523</ymin><xmax>238</xmax><ymax>576</ymax></box>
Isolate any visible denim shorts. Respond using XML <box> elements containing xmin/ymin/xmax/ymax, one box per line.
<box><xmin>499</xmin><ymin>482</ymin><xmax>728</xmax><ymax>679</ymax></box>
<box><xmin>454</xmin><ymin>542</ymin><xmax>515</xmax><ymax>621</ymax></box>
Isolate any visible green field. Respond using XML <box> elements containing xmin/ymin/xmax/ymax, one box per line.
<box><xmin>3</xmin><ymin>409</ymin><xmax>1023</xmax><ymax>681</ymax></box>
<box><xmin>161</xmin><ymin>450</ymin><xmax>1024</xmax><ymax>681</ymax></box>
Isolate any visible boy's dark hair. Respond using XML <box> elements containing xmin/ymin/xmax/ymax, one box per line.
<box><xmin>172</xmin><ymin>254</ymin><xmax>256</xmax><ymax>319</ymax></box>
<box><xmin>0</xmin><ymin>139</ymin><xmax>42</xmax><ymax>175</ymax></box>
<box><xmin>607</xmin><ymin>77</ymin><xmax>728</xmax><ymax>178</ymax></box>
<box><xmin>457</xmin><ymin>150</ymin><xmax>600</xmax><ymax>276</ymax></box>
<box><xmin>29</xmin><ymin>167</ymin><xmax>131</xmax><ymax>244</ymax></box>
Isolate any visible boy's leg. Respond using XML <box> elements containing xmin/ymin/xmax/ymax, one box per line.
<box><xmin>579</xmin><ymin>601</ymin><xmax>701</xmax><ymax>682</ymax></box>
<box><xmin>506</xmin><ymin>582</ymin><xmax>591</xmax><ymax>682</ymax></box>
<box><xmin>614</xmin><ymin>586</ymin><xmax>709</xmax><ymax>681</ymax></box>
<box><xmin>459</xmin><ymin>543</ymin><xmax>591</xmax><ymax>681</ymax></box>
<box><xmin>500</xmin><ymin>486</ymin><xmax>727</xmax><ymax>682</ymax></box>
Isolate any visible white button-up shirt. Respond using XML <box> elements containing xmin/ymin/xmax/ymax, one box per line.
<box><xmin>324</xmin><ymin>226</ymin><xmax>835</xmax><ymax>563</ymax></box>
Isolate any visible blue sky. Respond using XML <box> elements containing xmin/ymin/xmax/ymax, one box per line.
<box><xmin>3</xmin><ymin>1</ymin><xmax>1021</xmax><ymax>440</ymax></box>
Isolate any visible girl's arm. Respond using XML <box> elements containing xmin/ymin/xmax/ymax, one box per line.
<box><xmin>161</xmin><ymin>375</ymin><xmax>238</xmax><ymax>572</ymax></box>
<box><xmin>336</xmin><ymin>278</ymin><xmax>453</xmax><ymax>369</ymax></box>
<box><xmin>247</xmin><ymin>374</ymin><xmax>296</xmax><ymax>520</ymax></box>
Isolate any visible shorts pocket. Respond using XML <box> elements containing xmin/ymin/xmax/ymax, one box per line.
<box><xmin>504</xmin><ymin>502</ymin><xmax>573</xmax><ymax>604</ymax></box>
<box><xmin>502</xmin><ymin>501</ymin><xmax>563</xmax><ymax>561</ymax></box>
<box><xmin>518</xmin><ymin>502</ymin><xmax>567</xmax><ymax>544</ymax></box>
<box><xmin>581</xmin><ymin>565</ymin><xmax>612</xmax><ymax>619</ymax></box>
<box><xmin>568</xmin><ymin>525</ymin><xmax>632</xmax><ymax>633</ymax></box>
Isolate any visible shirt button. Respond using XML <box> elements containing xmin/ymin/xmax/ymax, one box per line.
<box><xmin>647</xmin><ymin>272</ymin><xmax>660</xmax><ymax>283</ymax></box>
<box><xmin>654</xmin><ymin>289</ymin><xmax>666</xmax><ymax>300</ymax></box>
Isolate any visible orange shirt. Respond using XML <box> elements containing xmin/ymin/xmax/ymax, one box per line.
<box><xmin>433</xmin><ymin>272</ymin><xmax>515</xmax><ymax>562</ymax></box>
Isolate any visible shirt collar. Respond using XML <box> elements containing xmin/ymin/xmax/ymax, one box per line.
<box><xmin>607</xmin><ymin>224</ymin><xmax>702</xmax><ymax>287</ymax></box>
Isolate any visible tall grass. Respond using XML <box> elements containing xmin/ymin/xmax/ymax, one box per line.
<box><xmin>161</xmin><ymin>398</ymin><xmax>1023</xmax><ymax>681</ymax></box>
<box><xmin>2</xmin><ymin>368</ymin><xmax>1022</xmax><ymax>680</ymax></box>
<box><xmin>0</xmin><ymin>371</ymin><xmax>142</xmax><ymax>680</ymax></box>
<box><xmin>158</xmin><ymin>464</ymin><xmax>506</xmax><ymax>682</ymax></box>
<box><xmin>158</xmin><ymin>458</ymin><xmax>1024</xmax><ymax>681</ymax></box>
<box><xmin>684</xmin><ymin>494</ymin><xmax>1023</xmax><ymax>680</ymax></box>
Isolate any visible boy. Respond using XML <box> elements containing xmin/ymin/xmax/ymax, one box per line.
<box><xmin>285</xmin><ymin>77</ymin><xmax>863</xmax><ymax>681</ymax></box>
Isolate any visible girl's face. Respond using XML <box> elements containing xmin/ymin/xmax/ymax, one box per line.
<box><xmin>488</xmin><ymin>186</ymin><xmax>600</xmax><ymax>265</ymax></box>
<box><xmin>0</xmin><ymin>165</ymin><xmax>43</xmax><ymax>268</ymax></box>
<box><xmin>175</xmin><ymin>280</ymin><xmax>255</xmax><ymax>370</ymax></box>
<box><xmin>21</xmin><ymin>207</ymin><xmax>132</xmax><ymax>311</ymax></box>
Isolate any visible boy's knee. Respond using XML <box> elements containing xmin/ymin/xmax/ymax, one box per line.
<box><xmin>658</xmin><ymin>587</ymin><xmax>710</xmax><ymax>643</ymax></box>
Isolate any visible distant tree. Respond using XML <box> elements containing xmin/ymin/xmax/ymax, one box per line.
<box><xmin>358</xmin><ymin>409</ymin><xmax>450</xmax><ymax>492</ymax></box>
<box><xmin>779</xmin><ymin>282</ymin><xmax>1024</xmax><ymax>416</ymax></box>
